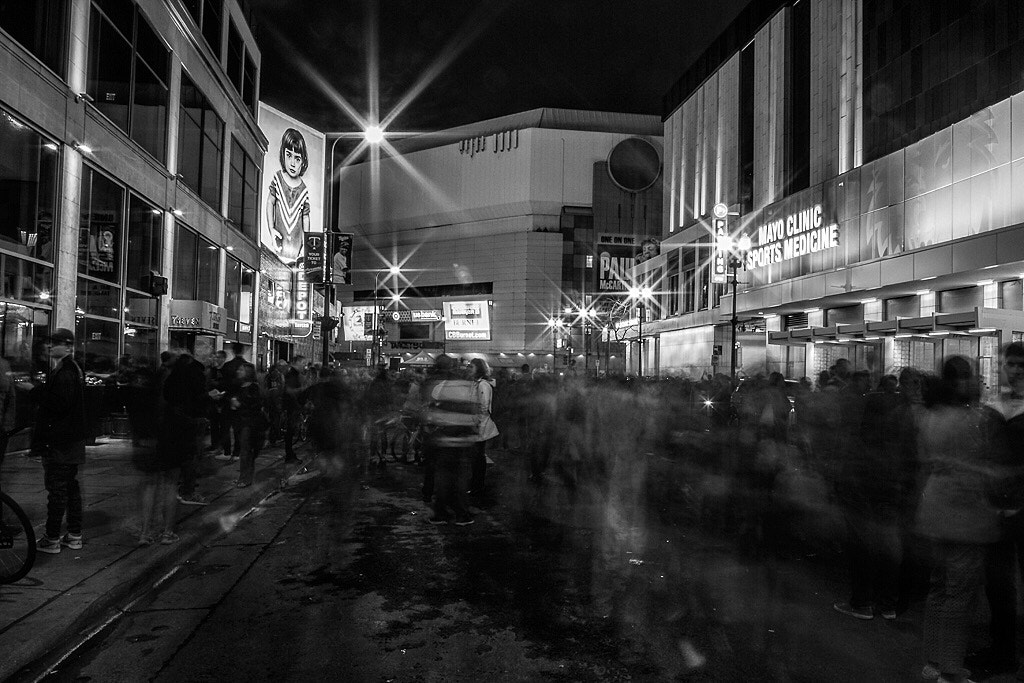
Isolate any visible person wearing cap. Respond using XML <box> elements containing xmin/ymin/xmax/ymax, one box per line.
<box><xmin>32</xmin><ymin>328</ymin><xmax>88</xmax><ymax>555</ymax></box>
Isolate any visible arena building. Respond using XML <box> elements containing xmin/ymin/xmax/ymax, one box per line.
<box><xmin>333</xmin><ymin>108</ymin><xmax>663</xmax><ymax>374</ymax></box>
<box><xmin>631</xmin><ymin>0</ymin><xmax>1024</xmax><ymax>396</ymax></box>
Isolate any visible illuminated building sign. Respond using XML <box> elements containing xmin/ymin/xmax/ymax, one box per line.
<box><xmin>746</xmin><ymin>204</ymin><xmax>840</xmax><ymax>269</ymax></box>
<box><xmin>712</xmin><ymin>217</ymin><xmax>728</xmax><ymax>284</ymax></box>
<box><xmin>443</xmin><ymin>300</ymin><xmax>491</xmax><ymax>341</ymax></box>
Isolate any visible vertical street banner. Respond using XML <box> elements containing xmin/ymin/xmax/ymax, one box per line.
<box><xmin>303</xmin><ymin>231</ymin><xmax>325</xmax><ymax>283</ymax></box>
<box><xmin>331</xmin><ymin>232</ymin><xmax>353</xmax><ymax>285</ymax></box>
<box><xmin>712</xmin><ymin>216</ymin><xmax>728</xmax><ymax>284</ymax></box>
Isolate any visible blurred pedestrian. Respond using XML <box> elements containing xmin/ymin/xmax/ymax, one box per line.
<box><xmin>282</xmin><ymin>355</ymin><xmax>307</xmax><ymax>464</ymax></box>
<box><xmin>362</xmin><ymin>366</ymin><xmax>393</xmax><ymax>466</ymax></box>
<box><xmin>973</xmin><ymin>342</ymin><xmax>1024</xmax><ymax>677</ymax></box>
<box><xmin>134</xmin><ymin>349</ymin><xmax>186</xmax><ymax>546</ymax></box>
<box><xmin>230</xmin><ymin>363</ymin><xmax>266</xmax><ymax>488</ymax></box>
<box><xmin>33</xmin><ymin>328</ymin><xmax>88</xmax><ymax>555</ymax></box>
<box><xmin>917</xmin><ymin>356</ymin><xmax>998</xmax><ymax>683</ymax></box>
<box><xmin>167</xmin><ymin>351</ymin><xmax>210</xmax><ymax>507</ymax></box>
<box><xmin>265</xmin><ymin>359</ymin><xmax>286</xmax><ymax>446</ymax></box>
<box><xmin>468</xmin><ymin>358</ymin><xmax>499</xmax><ymax>497</ymax></box>
<box><xmin>218</xmin><ymin>342</ymin><xmax>250</xmax><ymax>461</ymax></box>
<box><xmin>832</xmin><ymin>374</ymin><xmax>913</xmax><ymax>621</ymax></box>
<box><xmin>205</xmin><ymin>350</ymin><xmax>227</xmax><ymax>455</ymax></box>
<box><xmin>419</xmin><ymin>354</ymin><xmax>476</xmax><ymax>525</ymax></box>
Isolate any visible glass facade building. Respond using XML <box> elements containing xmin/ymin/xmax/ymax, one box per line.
<box><xmin>639</xmin><ymin>0</ymin><xmax>1024</xmax><ymax>392</ymax></box>
<box><xmin>0</xmin><ymin>0</ymin><xmax>263</xmax><ymax>385</ymax></box>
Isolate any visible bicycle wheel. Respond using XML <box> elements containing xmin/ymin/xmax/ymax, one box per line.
<box><xmin>0</xmin><ymin>491</ymin><xmax>36</xmax><ymax>584</ymax></box>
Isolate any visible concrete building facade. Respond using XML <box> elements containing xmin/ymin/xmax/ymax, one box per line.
<box><xmin>334</xmin><ymin>109</ymin><xmax>661</xmax><ymax>373</ymax></box>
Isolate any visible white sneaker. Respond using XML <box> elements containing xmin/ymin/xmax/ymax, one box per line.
<box><xmin>60</xmin><ymin>533</ymin><xmax>83</xmax><ymax>549</ymax></box>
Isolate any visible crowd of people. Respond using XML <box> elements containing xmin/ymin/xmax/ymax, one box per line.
<box><xmin>11</xmin><ymin>328</ymin><xmax>1024</xmax><ymax>682</ymax></box>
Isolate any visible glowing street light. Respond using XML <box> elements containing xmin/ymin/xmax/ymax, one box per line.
<box><xmin>628</xmin><ymin>285</ymin><xmax>653</xmax><ymax>377</ymax></box>
<box><xmin>372</xmin><ymin>265</ymin><xmax>402</xmax><ymax>367</ymax></box>
<box><xmin>363</xmin><ymin>125</ymin><xmax>385</xmax><ymax>144</ymax></box>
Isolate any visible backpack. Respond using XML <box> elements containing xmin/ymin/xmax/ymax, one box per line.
<box><xmin>419</xmin><ymin>379</ymin><xmax>479</xmax><ymax>445</ymax></box>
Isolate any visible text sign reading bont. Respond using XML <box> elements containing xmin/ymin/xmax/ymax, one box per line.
<box><xmin>746</xmin><ymin>204</ymin><xmax>840</xmax><ymax>269</ymax></box>
<box><xmin>443</xmin><ymin>300</ymin><xmax>491</xmax><ymax>341</ymax></box>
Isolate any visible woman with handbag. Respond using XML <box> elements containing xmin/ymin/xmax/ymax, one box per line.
<box><xmin>468</xmin><ymin>359</ymin><xmax>499</xmax><ymax>497</ymax></box>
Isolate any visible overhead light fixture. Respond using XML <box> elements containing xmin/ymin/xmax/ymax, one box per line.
<box><xmin>863</xmin><ymin>336</ymin><xmax>881</xmax><ymax>341</ymax></box>
<box><xmin>860</xmin><ymin>298</ymin><xmax>877</xmax><ymax>304</ymax></box>
<box><xmin>73</xmin><ymin>141</ymin><xmax>93</xmax><ymax>154</ymax></box>
<box><xmin>76</xmin><ymin>92</ymin><xmax>95</xmax><ymax>103</ymax></box>
<box><xmin>894</xmin><ymin>334</ymin><xmax>913</xmax><ymax>339</ymax></box>
<box><xmin>43</xmin><ymin>142</ymin><xmax>58</xmax><ymax>152</ymax></box>
<box><xmin>977</xmin><ymin>279</ymin><xmax>994</xmax><ymax>286</ymax></box>
<box><xmin>921</xmin><ymin>276</ymin><xmax>937</xmax><ymax>281</ymax></box>
<box><xmin>968</xmin><ymin>327</ymin><xmax>996</xmax><ymax>334</ymax></box>
<box><xmin>169</xmin><ymin>207</ymin><xmax>184</xmax><ymax>217</ymax></box>
<box><xmin>983</xmin><ymin>264</ymin><xmax>998</xmax><ymax>270</ymax></box>
<box><xmin>226</xmin><ymin>245</ymin><xmax>234</xmax><ymax>251</ymax></box>
<box><xmin>916</xmin><ymin>290</ymin><xmax>931</xmax><ymax>296</ymax></box>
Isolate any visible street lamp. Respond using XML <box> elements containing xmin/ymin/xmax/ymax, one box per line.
<box><xmin>627</xmin><ymin>285</ymin><xmax>653</xmax><ymax>377</ymax></box>
<box><xmin>578</xmin><ymin>305</ymin><xmax>597</xmax><ymax>375</ymax></box>
<box><xmin>716</xmin><ymin>232</ymin><xmax>752</xmax><ymax>382</ymax></box>
<box><xmin>372</xmin><ymin>265</ymin><xmax>401</xmax><ymax>367</ymax></box>
<box><xmin>547</xmin><ymin>316</ymin><xmax>564</xmax><ymax>372</ymax></box>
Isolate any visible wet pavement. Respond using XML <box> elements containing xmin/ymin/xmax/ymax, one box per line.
<box><xmin>23</xmin><ymin>445</ymin><xmax>1017</xmax><ymax>682</ymax></box>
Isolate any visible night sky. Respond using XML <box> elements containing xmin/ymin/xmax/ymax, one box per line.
<box><xmin>250</xmin><ymin>0</ymin><xmax>748</xmax><ymax>135</ymax></box>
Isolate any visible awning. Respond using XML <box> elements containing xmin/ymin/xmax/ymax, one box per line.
<box><xmin>768</xmin><ymin>307</ymin><xmax>1024</xmax><ymax>345</ymax></box>
<box><xmin>401</xmin><ymin>351</ymin><xmax>439</xmax><ymax>367</ymax></box>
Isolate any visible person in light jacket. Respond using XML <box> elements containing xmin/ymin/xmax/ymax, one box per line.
<box><xmin>468</xmin><ymin>358</ymin><xmax>499</xmax><ymax>497</ymax></box>
<box><xmin>916</xmin><ymin>357</ymin><xmax>1000</xmax><ymax>683</ymax></box>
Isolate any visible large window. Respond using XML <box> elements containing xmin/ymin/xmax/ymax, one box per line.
<box><xmin>78</xmin><ymin>167</ymin><xmax>123</xmax><ymax>284</ymax></box>
<box><xmin>182</xmin><ymin>0</ymin><xmax>222</xmax><ymax>57</ymax></box>
<box><xmin>224</xmin><ymin>256</ymin><xmax>254</xmax><ymax>339</ymax></box>
<box><xmin>178</xmin><ymin>74</ymin><xmax>224</xmax><ymax>210</ymax></box>
<box><xmin>0</xmin><ymin>108</ymin><xmax>59</xmax><ymax>263</ymax></box>
<box><xmin>228</xmin><ymin>137</ymin><xmax>259</xmax><ymax>237</ymax></box>
<box><xmin>86</xmin><ymin>0</ymin><xmax>170</xmax><ymax>162</ymax></box>
<box><xmin>173</xmin><ymin>223</ymin><xmax>220</xmax><ymax>305</ymax></box>
<box><xmin>125</xmin><ymin>195</ymin><xmax>163</xmax><ymax>291</ymax></box>
<box><xmin>226</xmin><ymin>20</ymin><xmax>258</xmax><ymax>114</ymax></box>
<box><xmin>0</xmin><ymin>0</ymin><xmax>67</xmax><ymax>74</ymax></box>
<box><xmin>227</xmin><ymin>21</ymin><xmax>243</xmax><ymax>94</ymax></box>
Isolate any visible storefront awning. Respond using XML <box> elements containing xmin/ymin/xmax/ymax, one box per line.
<box><xmin>768</xmin><ymin>307</ymin><xmax>1024</xmax><ymax>345</ymax></box>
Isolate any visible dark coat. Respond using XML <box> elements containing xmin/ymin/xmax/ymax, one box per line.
<box><xmin>164</xmin><ymin>355</ymin><xmax>209</xmax><ymax>419</ymax></box>
<box><xmin>219</xmin><ymin>356</ymin><xmax>248</xmax><ymax>398</ymax></box>
<box><xmin>32</xmin><ymin>356</ymin><xmax>87</xmax><ymax>463</ymax></box>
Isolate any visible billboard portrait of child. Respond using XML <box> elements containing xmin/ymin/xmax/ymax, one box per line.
<box><xmin>265</xmin><ymin>127</ymin><xmax>311</xmax><ymax>265</ymax></box>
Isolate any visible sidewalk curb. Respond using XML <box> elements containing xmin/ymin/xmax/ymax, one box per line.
<box><xmin>2</xmin><ymin>452</ymin><xmax>314</xmax><ymax>683</ymax></box>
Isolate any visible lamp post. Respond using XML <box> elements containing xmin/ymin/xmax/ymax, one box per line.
<box><xmin>372</xmin><ymin>266</ymin><xmax>401</xmax><ymax>367</ymax></box>
<box><xmin>627</xmin><ymin>286</ymin><xmax>653</xmax><ymax>378</ymax></box>
<box><xmin>547</xmin><ymin>317</ymin><xmax>563</xmax><ymax>373</ymax></box>
<box><xmin>717</xmin><ymin>233</ymin><xmax>752</xmax><ymax>382</ymax></box>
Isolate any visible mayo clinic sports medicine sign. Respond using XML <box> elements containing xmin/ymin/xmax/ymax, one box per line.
<box><xmin>443</xmin><ymin>300</ymin><xmax>491</xmax><ymax>341</ymax></box>
<box><xmin>746</xmin><ymin>204</ymin><xmax>840</xmax><ymax>269</ymax></box>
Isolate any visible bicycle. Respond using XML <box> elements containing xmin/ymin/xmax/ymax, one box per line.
<box><xmin>0</xmin><ymin>490</ymin><xmax>36</xmax><ymax>584</ymax></box>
